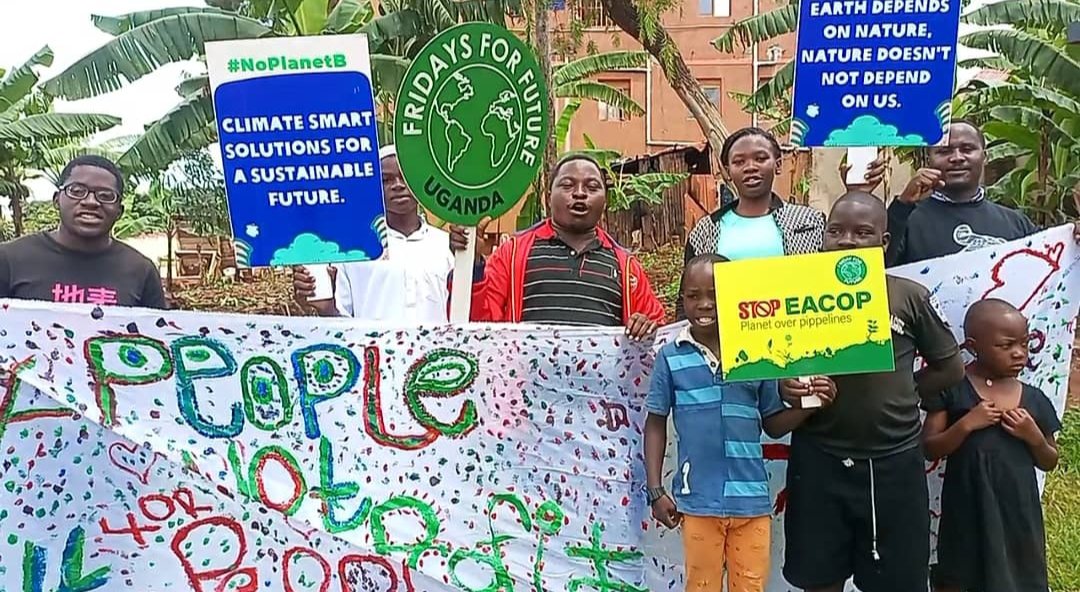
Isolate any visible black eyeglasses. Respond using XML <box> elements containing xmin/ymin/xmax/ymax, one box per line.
<box><xmin>61</xmin><ymin>182</ymin><xmax>120</xmax><ymax>204</ymax></box>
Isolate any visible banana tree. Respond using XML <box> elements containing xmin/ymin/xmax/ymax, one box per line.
<box><xmin>0</xmin><ymin>47</ymin><xmax>121</xmax><ymax>236</ymax></box>
<box><xmin>951</xmin><ymin>0</ymin><xmax>1080</xmax><ymax>224</ymax></box>
<box><xmin>554</xmin><ymin>50</ymin><xmax>647</xmax><ymax>116</ymax></box>
<box><xmin>43</xmin><ymin>0</ymin><xmax>517</xmax><ymax>176</ymax></box>
<box><xmin>713</xmin><ymin>1</ymin><xmax>796</xmax><ymax>118</ymax></box>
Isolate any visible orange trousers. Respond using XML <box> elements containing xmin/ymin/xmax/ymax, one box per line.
<box><xmin>681</xmin><ymin>514</ymin><xmax>771</xmax><ymax>592</ymax></box>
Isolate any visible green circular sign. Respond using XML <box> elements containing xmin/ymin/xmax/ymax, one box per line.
<box><xmin>835</xmin><ymin>255</ymin><xmax>868</xmax><ymax>286</ymax></box>
<box><xmin>394</xmin><ymin>22</ymin><xmax>549</xmax><ymax>225</ymax></box>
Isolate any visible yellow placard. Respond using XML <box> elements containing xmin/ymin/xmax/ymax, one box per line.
<box><xmin>714</xmin><ymin>248</ymin><xmax>894</xmax><ymax>381</ymax></box>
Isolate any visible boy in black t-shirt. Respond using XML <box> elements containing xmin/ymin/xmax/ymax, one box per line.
<box><xmin>780</xmin><ymin>192</ymin><xmax>964</xmax><ymax>592</ymax></box>
<box><xmin>0</xmin><ymin>155</ymin><xmax>166</xmax><ymax>309</ymax></box>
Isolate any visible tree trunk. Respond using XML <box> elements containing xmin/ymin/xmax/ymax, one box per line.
<box><xmin>532</xmin><ymin>0</ymin><xmax>556</xmax><ymax>202</ymax></box>
<box><xmin>11</xmin><ymin>188</ymin><xmax>26</xmax><ymax>237</ymax></box>
<box><xmin>599</xmin><ymin>0</ymin><xmax>729</xmax><ymax>173</ymax></box>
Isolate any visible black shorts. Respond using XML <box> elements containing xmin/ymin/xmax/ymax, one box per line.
<box><xmin>783</xmin><ymin>436</ymin><xmax>930</xmax><ymax>592</ymax></box>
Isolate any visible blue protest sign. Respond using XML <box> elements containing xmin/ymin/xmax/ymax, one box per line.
<box><xmin>205</xmin><ymin>36</ymin><xmax>385</xmax><ymax>267</ymax></box>
<box><xmin>790</xmin><ymin>0</ymin><xmax>962</xmax><ymax>147</ymax></box>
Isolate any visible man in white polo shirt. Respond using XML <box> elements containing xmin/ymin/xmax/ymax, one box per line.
<box><xmin>292</xmin><ymin>145</ymin><xmax>454</xmax><ymax>322</ymax></box>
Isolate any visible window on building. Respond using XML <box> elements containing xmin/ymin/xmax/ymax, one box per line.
<box><xmin>689</xmin><ymin>84</ymin><xmax>723</xmax><ymax>118</ymax></box>
<box><xmin>699</xmin><ymin>0</ymin><xmax>731</xmax><ymax>17</ymax></box>
<box><xmin>598</xmin><ymin>81</ymin><xmax>632</xmax><ymax>122</ymax></box>
<box><xmin>571</xmin><ymin>0</ymin><xmax>613</xmax><ymax>27</ymax></box>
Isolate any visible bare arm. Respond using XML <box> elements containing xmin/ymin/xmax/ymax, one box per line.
<box><xmin>763</xmin><ymin>409</ymin><xmax>816</xmax><ymax>439</ymax></box>
<box><xmin>644</xmin><ymin>413</ymin><xmax>668</xmax><ymax>488</ymax></box>
<box><xmin>923</xmin><ymin>401</ymin><xmax>1001</xmax><ymax>460</ymax></box>
<box><xmin>1003</xmin><ymin>408</ymin><xmax>1060</xmax><ymax>471</ymax></box>
<box><xmin>1029</xmin><ymin>434</ymin><xmax>1060</xmax><ymax>472</ymax></box>
<box><xmin>922</xmin><ymin>410</ymin><xmax>970</xmax><ymax>460</ymax></box>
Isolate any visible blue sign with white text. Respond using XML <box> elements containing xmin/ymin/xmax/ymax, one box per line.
<box><xmin>790</xmin><ymin>0</ymin><xmax>962</xmax><ymax>147</ymax></box>
<box><xmin>214</xmin><ymin>71</ymin><xmax>385</xmax><ymax>267</ymax></box>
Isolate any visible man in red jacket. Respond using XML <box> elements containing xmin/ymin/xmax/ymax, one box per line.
<box><xmin>450</xmin><ymin>154</ymin><xmax>665</xmax><ymax>339</ymax></box>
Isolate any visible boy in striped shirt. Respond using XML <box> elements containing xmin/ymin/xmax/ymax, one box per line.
<box><xmin>644</xmin><ymin>254</ymin><xmax>835</xmax><ymax>592</ymax></box>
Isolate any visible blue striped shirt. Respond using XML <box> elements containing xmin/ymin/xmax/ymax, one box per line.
<box><xmin>646</xmin><ymin>330</ymin><xmax>783</xmax><ymax>517</ymax></box>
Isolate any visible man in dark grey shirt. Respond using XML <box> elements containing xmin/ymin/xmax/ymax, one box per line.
<box><xmin>780</xmin><ymin>192</ymin><xmax>963</xmax><ymax>592</ymax></box>
<box><xmin>0</xmin><ymin>155</ymin><xmax>166</xmax><ymax>309</ymax></box>
<box><xmin>850</xmin><ymin>121</ymin><xmax>1079</xmax><ymax>266</ymax></box>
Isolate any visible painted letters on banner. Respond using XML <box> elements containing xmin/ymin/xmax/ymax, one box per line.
<box><xmin>0</xmin><ymin>227</ymin><xmax>1076</xmax><ymax>591</ymax></box>
<box><xmin>206</xmin><ymin>35</ymin><xmax>387</xmax><ymax>267</ymax></box>
<box><xmin>790</xmin><ymin>0</ymin><xmax>962</xmax><ymax>147</ymax></box>
<box><xmin>714</xmin><ymin>248</ymin><xmax>894</xmax><ymax>381</ymax></box>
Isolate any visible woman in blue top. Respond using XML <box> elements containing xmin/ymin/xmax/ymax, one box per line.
<box><xmin>679</xmin><ymin>128</ymin><xmax>825</xmax><ymax>319</ymax></box>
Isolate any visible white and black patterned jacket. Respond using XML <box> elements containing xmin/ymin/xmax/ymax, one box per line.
<box><xmin>678</xmin><ymin>194</ymin><xmax>825</xmax><ymax>318</ymax></box>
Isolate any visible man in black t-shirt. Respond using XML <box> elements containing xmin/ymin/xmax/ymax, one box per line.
<box><xmin>0</xmin><ymin>155</ymin><xmax>166</xmax><ymax>309</ymax></box>
<box><xmin>849</xmin><ymin>121</ymin><xmax>1080</xmax><ymax>266</ymax></box>
<box><xmin>780</xmin><ymin>192</ymin><xmax>964</xmax><ymax>592</ymax></box>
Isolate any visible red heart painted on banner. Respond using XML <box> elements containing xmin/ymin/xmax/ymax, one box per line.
<box><xmin>107</xmin><ymin>441</ymin><xmax>156</xmax><ymax>485</ymax></box>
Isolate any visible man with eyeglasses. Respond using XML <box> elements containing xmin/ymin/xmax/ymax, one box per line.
<box><xmin>0</xmin><ymin>155</ymin><xmax>167</xmax><ymax>308</ymax></box>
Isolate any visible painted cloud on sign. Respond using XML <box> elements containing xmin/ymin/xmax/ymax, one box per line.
<box><xmin>269</xmin><ymin>233</ymin><xmax>369</xmax><ymax>265</ymax></box>
<box><xmin>824</xmin><ymin>114</ymin><xmax>924</xmax><ymax>146</ymax></box>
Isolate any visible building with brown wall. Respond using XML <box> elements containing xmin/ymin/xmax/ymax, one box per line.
<box><xmin>552</xmin><ymin>0</ymin><xmax>795</xmax><ymax>158</ymax></box>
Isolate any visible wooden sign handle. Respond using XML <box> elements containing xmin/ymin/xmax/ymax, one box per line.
<box><xmin>450</xmin><ymin>226</ymin><xmax>476</xmax><ymax>324</ymax></box>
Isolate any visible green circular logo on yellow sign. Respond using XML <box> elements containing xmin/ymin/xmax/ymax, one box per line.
<box><xmin>835</xmin><ymin>255</ymin><xmax>868</xmax><ymax>286</ymax></box>
<box><xmin>394</xmin><ymin>22</ymin><xmax>549</xmax><ymax>225</ymax></box>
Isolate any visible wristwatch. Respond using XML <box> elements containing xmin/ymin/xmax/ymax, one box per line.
<box><xmin>645</xmin><ymin>486</ymin><xmax>667</xmax><ymax>505</ymax></box>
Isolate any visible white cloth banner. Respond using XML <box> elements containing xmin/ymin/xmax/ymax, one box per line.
<box><xmin>0</xmin><ymin>227</ymin><xmax>1076</xmax><ymax>592</ymax></box>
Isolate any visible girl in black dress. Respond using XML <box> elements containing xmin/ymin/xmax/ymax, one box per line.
<box><xmin>922</xmin><ymin>298</ymin><xmax>1061</xmax><ymax>592</ymax></box>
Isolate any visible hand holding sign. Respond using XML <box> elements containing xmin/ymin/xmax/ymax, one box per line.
<box><xmin>842</xmin><ymin>148</ymin><xmax>888</xmax><ymax>192</ymax></box>
<box><xmin>448</xmin><ymin>219</ymin><xmax>494</xmax><ymax>255</ymax></box>
<box><xmin>291</xmin><ymin>266</ymin><xmax>338</xmax><ymax>316</ymax></box>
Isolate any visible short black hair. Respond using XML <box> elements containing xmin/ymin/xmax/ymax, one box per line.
<box><xmin>964</xmin><ymin>298</ymin><xmax>1023</xmax><ymax>339</ymax></box>
<box><xmin>58</xmin><ymin>155</ymin><xmax>125</xmax><ymax>195</ymax></box>
<box><xmin>549</xmin><ymin>153</ymin><xmax>604</xmax><ymax>188</ymax></box>
<box><xmin>720</xmin><ymin>127</ymin><xmax>782</xmax><ymax>167</ymax></box>
<box><xmin>830</xmin><ymin>190</ymin><xmax>887</xmax><ymax>226</ymax></box>
<box><xmin>949</xmin><ymin>119</ymin><xmax>986</xmax><ymax>148</ymax></box>
<box><xmin>681</xmin><ymin>253</ymin><xmax>729</xmax><ymax>291</ymax></box>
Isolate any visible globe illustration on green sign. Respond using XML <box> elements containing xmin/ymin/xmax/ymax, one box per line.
<box><xmin>395</xmin><ymin>22</ymin><xmax>549</xmax><ymax>226</ymax></box>
<box><xmin>431</xmin><ymin>68</ymin><xmax>522</xmax><ymax>189</ymax></box>
<box><xmin>835</xmin><ymin>255</ymin><xmax>868</xmax><ymax>286</ymax></box>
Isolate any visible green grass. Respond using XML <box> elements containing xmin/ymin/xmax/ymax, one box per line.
<box><xmin>1046</xmin><ymin>409</ymin><xmax>1080</xmax><ymax>591</ymax></box>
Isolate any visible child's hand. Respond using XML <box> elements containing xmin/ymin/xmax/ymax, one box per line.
<box><xmin>779</xmin><ymin>379</ymin><xmax>810</xmax><ymax>406</ymax></box>
<box><xmin>1002</xmin><ymin>408</ymin><xmax>1043</xmax><ymax>445</ymax></box>
<box><xmin>651</xmin><ymin>495</ymin><xmax>682</xmax><ymax>529</ymax></box>
<box><xmin>809</xmin><ymin>377</ymin><xmax>837</xmax><ymax>406</ymax></box>
<box><xmin>780</xmin><ymin>377</ymin><xmax>836</xmax><ymax>408</ymax></box>
<box><xmin>961</xmin><ymin>400</ymin><xmax>1002</xmax><ymax>432</ymax></box>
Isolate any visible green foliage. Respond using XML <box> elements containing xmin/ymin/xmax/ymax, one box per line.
<box><xmin>21</xmin><ymin>200</ymin><xmax>59</xmax><ymax>234</ymax></box>
<box><xmin>44</xmin><ymin>0</ymin><xmax>521</xmax><ymax>177</ymax></box>
<box><xmin>717</xmin><ymin>0</ymin><xmax>1080</xmax><ymax>224</ymax></box>
<box><xmin>1045</xmin><ymin>409</ymin><xmax>1080</xmax><ymax>590</ymax></box>
<box><xmin>953</xmin><ymin>0</ymin><xmax>1080</xmax><ymax>224</ymax></box>
<box><xmin>713</xmin><ymin>2</ymin><xmax>797</xmax><ymax>53</ymax></box>
<box><xmin>0</xmin><ymin>48</ymin><xmax>120</xmax><ymax>235</ymax></box>
<box><xmin>43</xmin><ymin>10</ymin><xmax>271</xmax><ymax>101</ymax></box>
<box><xmin>582</xmin><ymin>134</ymin><xmax>689</xmax><ymax>211</ymax></box>
<box><xmin>169</xmin><ymin>149</ymin><xmax>230</xmax><ymax>237</ymax></box>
